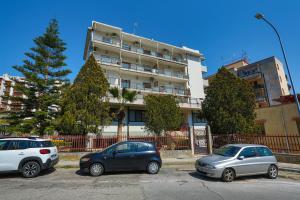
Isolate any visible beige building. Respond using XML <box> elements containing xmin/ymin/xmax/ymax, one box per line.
<box><xmin>206</xmin><ymin>56</ymin><xmax>290</xmax><ymax>107</ymax></box>
<box><xmin>255</xmin><ymin>95</ymin><xmax>300</xmax><ymax>136</ymax></box>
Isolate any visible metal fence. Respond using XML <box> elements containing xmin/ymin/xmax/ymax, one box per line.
<box><xmin>212</xmin><ymin>134</ymin><xmax>300</xmax><ymax>154</ymax></box>
<box><xmin>45</xmin><ymin>134</ymin><xmax>191</xmax><ymax>152</ymax></box>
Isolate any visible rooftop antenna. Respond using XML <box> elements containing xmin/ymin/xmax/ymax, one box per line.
<box><xmin>133</xmin><ymin>22</ymin><xmax>138</xmax><ymax>35</ymax></box>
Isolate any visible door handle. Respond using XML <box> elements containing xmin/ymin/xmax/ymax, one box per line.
<box><xmin>129</xmin><ymin>154</ymin><xmax>136</xmax><ymax>158</ymax></box>
<box><xmin>19</xmin><ymin>153</ymin><xmax>24</xmax><ymax>155</ymax></box>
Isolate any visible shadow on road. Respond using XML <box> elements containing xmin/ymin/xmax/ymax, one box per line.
<box><xmin>0</xmin><ymin>167</ymin><xmax>56</xmax><ymax>179</ymax></box>
<box><xmin>75</xmin><ymin>169</ymin><xmax>147</xmax><ymax>177</ymax></box>
<box><xmin>189</xmin><ymin>171</ymin><xmax>270</xmax><ymax>182</ymax></box>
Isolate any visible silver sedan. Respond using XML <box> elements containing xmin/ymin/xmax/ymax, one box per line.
<box><xmin>195</xmin><ymin>144</ymin><xmax>278</xmax><ymax>182</ymax></box>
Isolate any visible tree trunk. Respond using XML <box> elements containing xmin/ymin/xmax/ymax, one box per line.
<box><xmin>117</xmin><ymin>110</ymin><xmax>125</xmax><ymax>142</ymax></box>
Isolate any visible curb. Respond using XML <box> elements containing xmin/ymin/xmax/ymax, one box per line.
<box><xmin>279</xmin><ymin>167</ymin><xmax>300</xmax><ymax>173</ymax></box>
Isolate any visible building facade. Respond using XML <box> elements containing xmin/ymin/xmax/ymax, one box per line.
<box><xmin>206</xmin><ymin>56</ymin><xmax>290</xmax><ymax>107</ymax></box>
<box><xmin>255</xmin><ymin>95</ymin><xmax>300</xmax><ymax>136</ymax></box>
<box><xmin>0</xmin><ymin>74</ymin><xmax>25</xmax><ymax>112</ymax></box>
<box><xmin>83</xmin><ymin>21</ymin><xmax>208</xmax><ymax>135</ymax></box>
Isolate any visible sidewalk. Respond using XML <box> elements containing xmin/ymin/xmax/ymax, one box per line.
<box><xmin>56</xmin><ymin>154</ymin><xmax>300</xmax><ymax>173</ymax></box>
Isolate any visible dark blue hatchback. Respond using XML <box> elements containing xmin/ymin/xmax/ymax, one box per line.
<box><xmin>80</xmin><ymin>141</ymin><xmax>162</xmax><ymax>176</ymax></box>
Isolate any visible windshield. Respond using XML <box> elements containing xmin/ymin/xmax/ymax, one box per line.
<box><xmin>214</xmin><ymin>145</ymin><xmax>241</xmax><ymax>157</ymax></box>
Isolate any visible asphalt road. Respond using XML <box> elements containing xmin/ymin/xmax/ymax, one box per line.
<box><xmin>0</xmin><ymin>167</ymin><xmax>300</xmax><ymax>200</ymax></box>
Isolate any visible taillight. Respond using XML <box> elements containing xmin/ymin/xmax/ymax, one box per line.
<box><xmin>156</xmin><ymin>148</ymin><xmax>160</xmax><ymax>156</ymax></box>
<box><xmin>40</xmin><ymin>149</ymin><xmax>51</xmax><ymax>154</ymax></box>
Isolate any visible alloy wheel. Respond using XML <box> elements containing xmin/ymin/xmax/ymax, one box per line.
<box><xmin>90</xmin><ymin>163</ymin><xmax>104</xmax><ymax>176</ymax></box>
<box><xmin>22</xmin><ymin>161</ymin><xmax>40</xmax><ymax>178</ymax></box>
<box><xmin>268</xmin><ymin>165</ymin><xmax>278</xmax><ymax>179</ymax></box>
<box><xmin>147</xmin><ymin>162</ymin><xmax>159</xmax><ymax>174</ymax></box>
<box><xmin>222</xmin><ymin>168</ymin><xmax>235</xmax><ymax>182</ymax></box>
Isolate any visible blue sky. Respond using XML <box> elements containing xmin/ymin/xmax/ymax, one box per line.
<box><xmin>0</xmin><ymin>0</ymin><xmax>300</xmax><ymax>92</ymax></box>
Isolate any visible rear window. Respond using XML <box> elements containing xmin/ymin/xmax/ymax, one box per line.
<box><xmin>137</xmin><ymin>143</ymin><xmax>150</xmax><ymax>152</ymax></box>
<box><xmin>39</xmin><ymin>141</ymin><xmax>54</xmax><ymax>147</ymax></box>
<box><xmin>256</xmin><ymin>147</ymin><xmax>273</xmax><ymax>156</ymax></box>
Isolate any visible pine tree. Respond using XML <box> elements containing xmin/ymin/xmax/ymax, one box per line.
<box><xmin>56</xmin><ymin>55</ymin><xmax>111</xmax><ymax>135</ymax></box>
<box><xmin>7</xmin><ymin>19</ymin><xmax>71</xmax><ymax>135</ymax></box>
<box><xmin>202</xmin><ymin>67</ymin><xmax>257</xmax><ymax>134</ymax></box>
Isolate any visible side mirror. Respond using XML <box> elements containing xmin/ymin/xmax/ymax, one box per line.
<box><xmin>238</xmin><ymin>156</ymin><xmax>245</xmax><ymax>160</ymax></box>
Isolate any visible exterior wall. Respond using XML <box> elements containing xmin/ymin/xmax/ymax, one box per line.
<box><xmin>255</xmin><ymin>103</ymin><xmax>299</xmax><ymax>136</ymax></box>
<box><xmin>259</xmin><ymin>57</ymin><xmax>289</xmax><ymax>105</ymax></box>
<box><xmin>187</xmin><ymin>54</ymin><xmax>205</xmax><ymax>99</ymax></box>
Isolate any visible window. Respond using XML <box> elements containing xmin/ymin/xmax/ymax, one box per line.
<box><xmin>116</xmin><ymin>142</ymin><xmax>137</xmax><ymax>153</ymax></box>
<box><xmin>110</xmin><ymin>108</ymin><xmax>118</xmax><ymax>122</ymax></box>
<box><xmin>137</xmin><ymin>143</ymin><xmax>150</xmax><ymax>152</ymax></box>
<box><xmin>129</xmin><ymin>110</ymin><xmax>146</xmax><ymax>122</ymax></box>
<box><xmin>121</xmin><ymin>80</ymin><xmax>130</xmax><ymax>88</ymax></box>
<box><xmin>296</xmin><ymin>120</ymin><xmax>300</xmax><ymax>135</ymax></box>
<box><xmin>214</xmin><ymin>145</ymin><xmax>241</xmax><ymax>157</ymax></box>
<box><xmin>0</xmin><ymin>140</ymin><xmax>9</xmax><ymax>150</ymax></box>
<box><xmin>7</xmin><ymin>140</ymin><xmax>28</xmax><ymax>150</ymax></box>
<box><xmin>239</xmin><ymin>147</ymin><xmax>257</xmax><ymax>158</ymax></box>
<box><xmin>256</xmin><ymin>147</ymin><xmax>273</xmax><ymax>157</ymax></box>
<box><xmin>192</xmin><ymin>112</ymin><xmax>205</xmax><ymax>123</ymax></box>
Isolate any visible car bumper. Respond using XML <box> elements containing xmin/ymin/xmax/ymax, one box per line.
<box><xmin>79</xmin><ymin>161</ymin><xmax>91</xmax><ymax>173</ymax></box>
<box><xmin>42</xmin><ymin>157</ymin><xmax>59</xmax><ymax>170</ymax></box>
<box><xmin>195</xmin><ymin>163</ymin><xmax>223</xmax><ymax>178</ymax></box>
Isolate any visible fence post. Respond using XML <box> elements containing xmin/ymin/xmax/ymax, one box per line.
<box><xmin>189</xmin><ymin>126</ymin><xmax>195</xmax><ymax>156</ymax></box>
<box><xmin>206</xmin><ymin>125</ymin><xmax>213</xmax><ymax>154</ymax></box>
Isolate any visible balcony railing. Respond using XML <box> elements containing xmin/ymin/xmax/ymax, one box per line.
<box><xmin>93</xmin><ymin>34</ymin><xmax>120</xmax><ymax>46</ymax></box>
<box><xmin>128</xmin><ymin>83</ymin><xmax>186</xmax><ymax>96</ymax></box>
<box><xmin>121</xmin><ymin>44</ymin><xmax>187</xmax><ymax>64</ymax></box>
<box><xmin>96</xmin><ymin>55</ymin><xmax>120</xmax><ymax>65</ymax></box>
<box><xmin>121</xmin><ymin>63</ymin><xmax>188</xmax><ymax>79</ymax></box>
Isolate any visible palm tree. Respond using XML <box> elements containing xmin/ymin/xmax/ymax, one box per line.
<box><xmin>109</xmin><ymin>87</ymin><xmax>137</xmax><ymax>141</ymax></box>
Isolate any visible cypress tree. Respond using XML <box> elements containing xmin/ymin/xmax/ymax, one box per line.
<box><xmin>57</xmin><ymin>55</ymin><xmax>111</xmax><ymax>135</ymax></box>
<box><xmin>202</xmin><ymin>67</ymin><xmax>257</xmax><ymax>134</ymax></box>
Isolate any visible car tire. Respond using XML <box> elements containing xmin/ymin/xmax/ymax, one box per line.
<box><xmin>222</xmin><ymin>168</ymin><xmax>235</xmax><ymax>182</ymax></box>
<box><xmin>267</xmin><ymin>165</ymin><xmax>278</xmax><ymax>179</ymax></box>
<box><xmin>89</xmin><ymin>163</ymin><xmax>104</xmax><ymax>177</ymax></box>
<box><xmin>147</xmin><ymin>161</ymin><xmax>160</xmax><ymax>174</ymax></box>
<box><xmin>21</xmin><ymin>161</ymin><xmax>41</xmax><ymax>178</ymax></box>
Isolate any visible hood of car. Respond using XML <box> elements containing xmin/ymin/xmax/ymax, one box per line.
<box><xmin>198</xmin><ymin>154</ymin><xmax>233</xmax><ymax>165</ymax></box>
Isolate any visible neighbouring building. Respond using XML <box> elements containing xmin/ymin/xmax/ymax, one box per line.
<box><xmin>0</xmin><ymin>73</ymin><xmax>25</xmax><ymax>112</ymax></box>
<box><xmin>206</xmin><ymin>56</ymin><xmax>290</xmax><ymax>107</ymax></box>
<box><xmin>83</xmin><ymin>21</ymin><xmax>208</xmax><ymax>135</ymax></box>
<box><xmin>255</xmin><ymin>94</ymin><xmax>300</xmax><ymax>136</ymax></box>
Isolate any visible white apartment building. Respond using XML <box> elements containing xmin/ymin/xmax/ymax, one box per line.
<box><xmin>0</xmin><ymin>73</ymin><xmax>25</xmax><ymax>112</ymax></box>
<box><xmin>83</xmin><ymin>21</ymin><xmax>208</xmax><ymax>135</ymax></box>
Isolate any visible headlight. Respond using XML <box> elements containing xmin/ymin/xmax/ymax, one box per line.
<box><xmin>206</xmin><ymin>164</ymin><xmax>216</xmax><ymax>169</ymax></box>
<box><xmin>81</xmin><ymin>157</ymin><xmax>90</xmax><ymax>162</ymax></box>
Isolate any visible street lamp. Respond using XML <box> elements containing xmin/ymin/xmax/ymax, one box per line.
<box><xmin>255</xmin><ymin>13</ymin><xmax>300</xmax><ymax>116</ymax></box>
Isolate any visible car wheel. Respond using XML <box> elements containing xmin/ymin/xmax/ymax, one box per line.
<box><xmin>90</xmin><ymin>163</ymin><xmax>104</xmax><ymax>177</ymax></box>
<box><xmin>22</xmin><ymin>161</ymin><xmax>41</xmax><ymax>178</ymax></box>
<box><xmin>267</xmin><ymin>165</ymin><xmax>278</xmax><ymax>179</ymax></box>
<box><xmin>147</xmin><ymin>161</ymin><xmax>160</xmax><ymax>174</ymax></box>
<box><xmin>222</xmin><ymin>168</ymin><xmax>235</xmax><ymax>182</ymax></box>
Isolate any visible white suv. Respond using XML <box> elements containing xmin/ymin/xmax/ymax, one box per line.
<box><xmin>0</xmin><ymin>137</ymin><xmax>59</xmax><ymax>178</ymax></box>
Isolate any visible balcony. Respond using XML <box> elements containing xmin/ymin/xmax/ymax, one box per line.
<box><xmin>93</xmin><ymin>34</ymin><xmax>120</xmax><ymax>47</ymax></box>
<box><xmin>127</xmin><ymin>83</ymin><xmax>186</xmax><ymax>96</ymax></box>
<box><xmin>121</xmin><ymin>62</ymin><xmax>188</xmax><ymax>80</ymax></box>
<box><xmin>121</xmin><ymin>44</ymin><xmax>187</xmax><ymax>65</ymax></box>
<box><xmin>95</xmin><ymin>55</ymin><xmax>120</xmax><ymax>66</ymax></box>
<box><xmin>107</xmin><ymin>92</ymin><xmax>202</xmax><ymax>109</ymax></box>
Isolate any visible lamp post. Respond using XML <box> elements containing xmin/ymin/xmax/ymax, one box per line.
<box><xmin>255</xmin><ymin>13</ymin><xmax>300</xmax><ymax>116</ymax></box>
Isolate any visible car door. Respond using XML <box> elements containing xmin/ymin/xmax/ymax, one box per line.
<box><xmin>0</xmin><ymin>140</ymin><xmax>12</xmax><ymax>171</ymax></box>
<box><xmin>108</xmin><ymin>142</ymin><xmax>137</xmax><ymax>171</ymax></box>
<box><xmin>254</xmin><ymin>147</ymin><xmax>275</xmax><ymax>173</ymax></box>
<box><xmin>235</xmin><ymin>147</ymin><xmax>259</xmax><ymax>175</ymax></box>
<box><xmin>134</xmin><ymin>142</ymin><xmax>150</xmax><ymax>169</ymax></box>
<box><xmin>0</xmin><ymin>140</ymin><xmax>29</xmax><ymax>171</ymax></box>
